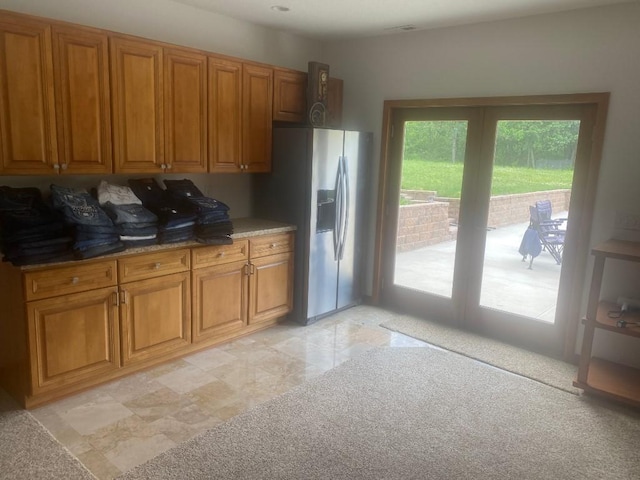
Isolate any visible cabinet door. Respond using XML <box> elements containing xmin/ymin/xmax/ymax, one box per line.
<box><xmin>326</xmin><ymin>77</ymin><xmax>343</xmax><ymax>128</ymax></box>
<box><xmin>273</xmin><ymin>68</ymin><xmax>306</xmax><ymax>123</ymax></box>
<box><xmin>0</xmin><ymin>14</ymin><xmax>58</xmax><ymax>175</ymax></box>
<box><xmin>164</xmin><ymin>48</ymin><xmax>207</xmax><ymax>173</ymax></box>
<box><xmin>110</xmin><ymin>36</ymin><xmax>164</xmax><ymax>173</ymax></box>
<box><xmin>52</xmin><ymin>25</ymin><xmax>112</xmax><ymax>174</ymax></box>
<box><xmin>248</xmin><ymin>252</ymin><xmax>293</xmax><ymax>325</ymax></box>
<box><xmin>242</xmin><ymin>63</ymin><xmax>272</xmax><ymax>173</ymax></box>
<box><xmin>120</xmin><ymin>272</ymin><xmax>190</xmax><ymax>366</ymax></box>
<box><xmin>208</xmin><ymin>56</ymin><xmax>242</xmax><ymax>173</ymax></box>
<box><xmin>192</xmin><ymin>260</ymin><xmax>248</xmax><ymax>342</ymax></box>
<box><xmin>26</xmin><ymin>287</ymin><xmax>120</xmax><ymax>394</ymax></box>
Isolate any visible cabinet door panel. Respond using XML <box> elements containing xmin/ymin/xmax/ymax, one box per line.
<box><xmin>326</xmin><ymin>77</ymin><xmax>343</xmax><ymax>128</ymax></box>
<box><xmin>192</xmin><ymin>239</ymin><xmax>249</xmax><ymax>269</ymax></box>
<box><xmin>118</xmin><ymin>249</ymin><xmax>190</xmax><ymax>284</ymax></box>
<box><xmin>165</xmin><ymin>48</ymin><xmax>207</xmax><ymax>172</ymax></box>
<box><xmin>242</xmin><ymin>63</ymin><xmax>272</xmax><ymax>173</ymax></box>
<box><xmin>110</xmin><ymin>36</ymin><xmax>164</xmax><ymax>173</ymax></box>
<box><xmin>120</xmin><ymin>272</ymin><xmax>190</xmax><ymax>365</ymax></box>
<box><xmin>192</xmin><ymin>261</ymin><xmax>247</xmax><ymax>342</ymax></box>
<box><xmin>273</xmin><ymin>68</ymin><xmax>306</xmax><ymax>123</ymax></box>
<box><xmin>52</xmin><ymin>25</ymin><xmax>112</xmax><ymax>174</ymax></box>
<box><xmin>27</xmin><ymin>287</ymin><xmax>120</xmax><ymax>394</ymax></box>
<box><xmin>249</xmin><ymin>252</ymin><xmax>293</xmax><ymax>324</ymax></box>
<box><xmin>0</xmin><ymin>15</ymin><xmax>57</xmax><ymax>174</ymax></box>
<box><xmin>250</xmin><ymin>233</ymin><xmax>294</xmax><ymax>259</ymax></box>
<box><xmin>208</xmin><ymin>56</ymin><xmax>242</xmax><ymax>173</ymax></box>
<box><xmin>24</xmin><ymin>260</ymin><xmax>117</xmax><ymax>301</ymax></box>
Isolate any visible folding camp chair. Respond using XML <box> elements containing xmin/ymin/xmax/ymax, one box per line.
<box><xmin>529</xmin><ymin>199</ymin><xmax>566</xmax><ymax>265</ymax></box>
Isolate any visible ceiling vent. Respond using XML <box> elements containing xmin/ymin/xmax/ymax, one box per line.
<box><xmin>385</xmin><ymin>24</ymin><xmax>417</xmax><ymax>32</ymax></box>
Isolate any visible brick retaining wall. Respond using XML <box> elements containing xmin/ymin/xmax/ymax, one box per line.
<box><xmin>396</xmin><ymin>189</ymin><xmax>571</xmax><ymax>251</ymax></box>
<box><xmin>396</xmin><ymin>201</ymin><xmax>455</xmax><ymax>252</ymax></box>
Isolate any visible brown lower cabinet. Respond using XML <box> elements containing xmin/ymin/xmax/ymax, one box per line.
<box><xmin>26</xmin><ymin>286</ymin><xmax>120</xmax><ymax>396</ymax></box>
<box><xmin>0</xmin><ymin>230</ymin><xmax>294</xmax><ymax>408</ymax></box>
<box><xmin>120</xmin><ymin>271</ymin><xmax>191</xmax><ymax>366</ymax></box>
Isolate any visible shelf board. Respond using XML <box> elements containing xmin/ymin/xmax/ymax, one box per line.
<box><xmin>587</xmin><ymin>301</ymin><xmax>640</xmax><ymax>338</ymax></box>
<box><xmin>592</xmin><ymin>239</ymin><xmax>640</xmax><ymax>262</ymax></box>
<box><xmin>574</xmin><ymin>357</ymin><xmax>640</xmax><ymax>408</ymax></box>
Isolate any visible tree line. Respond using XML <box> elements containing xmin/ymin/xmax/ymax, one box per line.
<box><xmin>403</xmin><ymin>120</ymin><xmax>580</xmax><ymax>169</ymax></box>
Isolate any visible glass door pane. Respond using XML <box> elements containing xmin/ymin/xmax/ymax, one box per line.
<box><xmin>393</xmin><ymin>120</ymin><xmax>468</xmax><ymax>299</ymax></box>
<box><xmin>478</xmin><ymin>119</ymin><xmax>579</xmax><ymax>322</ymax></box>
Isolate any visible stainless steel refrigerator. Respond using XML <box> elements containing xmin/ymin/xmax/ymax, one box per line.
<box><xmin>253</xmin><ymin>127</ymin><xmax>372</xmax><ymax>325</ymax></box>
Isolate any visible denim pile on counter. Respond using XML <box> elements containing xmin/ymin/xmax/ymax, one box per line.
<box><xmin>0</xmin><ymin>179</ymin><xmax>233</xmax><ymax>266</ymax></box>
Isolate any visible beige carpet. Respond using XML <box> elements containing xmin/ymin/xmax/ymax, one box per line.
<box><xmin>0</xmin><ymin>389</ymin><xmax>95</xmax><ymax>480</ymax></box>
<box><xmin>119</xmin><ymin>347</ymin><xmax>640</xmax><ymax>480</ymax></box>
<box><xmin>380</xmin><ymin>314</ymin><xmax>580</xmax><ymax>394</ymax></box>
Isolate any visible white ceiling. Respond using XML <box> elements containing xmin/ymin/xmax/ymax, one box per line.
<box><xmin>170</xmin><ymin>0</ymin><xmax>635</xmax><ymax>40</ymax></box>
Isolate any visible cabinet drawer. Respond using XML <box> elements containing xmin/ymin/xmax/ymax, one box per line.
<box><xmin>118</xmin><ymin>249</ymin><xmax>190</xmax><ymax>283</ymax></box>
<box><xmin>250</xmin><ymin>233</ymin><xmax>293</xmax><ymax>258</ymax></box>
<box><xmin>192</xmin><ymin>240</ymin><xmax>249</xmax><ymax>269</ymax></box>
<box><xmin>24</xmin><ymin>261</ymin><xmax>117</xmax><ymax>301</ymax></box>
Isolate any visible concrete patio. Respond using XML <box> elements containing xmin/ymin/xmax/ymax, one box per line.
<box><xmin>394</xmin><ymin>215</ymin><xmax>565</xmax><ymax>323</ymax></box>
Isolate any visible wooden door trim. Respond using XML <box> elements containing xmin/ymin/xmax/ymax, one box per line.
<box><xmin>372</xmin><ymin>93</ymin><xmax>610</xmax><ymax>360</ymax></box>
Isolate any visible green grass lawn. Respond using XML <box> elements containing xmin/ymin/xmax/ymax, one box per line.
<box><xmin>401</xmin><ymin>159</ymin><xmax>573</xmax><ymax>198</ymax></box>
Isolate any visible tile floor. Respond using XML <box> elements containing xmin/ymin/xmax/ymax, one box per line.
<box><xmin>30</xmin><ymin>305</ymin><xmax>428</xmax><ymax>479</ymax></box>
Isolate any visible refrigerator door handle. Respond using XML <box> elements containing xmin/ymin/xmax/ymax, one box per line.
<box><xmin>338</xmin><ymin>156</ymin><xmax>350</xmax><ymax>261</ymax></box>
<box><xmin>333</xmin><ymin>158</ymin><xmax>342</xmax><ymax>261</ymax></box>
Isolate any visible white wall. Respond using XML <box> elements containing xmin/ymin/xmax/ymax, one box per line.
<box><xmin>0</xmin><ymin>0</ymin><xmax>320</xmax><ymax>69</ymax></box>
<box><xmin>0</xmin><ymin>0</ymin><xmax>322</xmax><ymax>217</ymax></box>
<box><xmin>2</xmin><ymin>0</ymin><xmax>640</xmax><ymax>363</ymax></box>
<box><xmin>323</xmin><ymin>2</ymin><xmax>640</xmax><ymax>365</ymax></box>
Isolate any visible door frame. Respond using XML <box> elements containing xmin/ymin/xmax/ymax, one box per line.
<box><xmin>371</xmin><ymin>93</ymin><xmax>610</xmax><ymax>360</ymax></box>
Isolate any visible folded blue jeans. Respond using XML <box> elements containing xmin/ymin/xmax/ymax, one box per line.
<box><xmin>50</xmin><ymin>184</ymin><xmax>114</xmax><ymax>228</ymax></box>
<box><xmin>103</xmin><ymin>202</ymin><xmax>158</xmax><ymax>225</ymax></box>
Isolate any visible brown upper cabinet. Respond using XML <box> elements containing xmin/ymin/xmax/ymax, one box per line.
<box><xmin>273</xmin><ymin>68</ymin><xmax>344</xmax><ymax>129</ymax></box>
<box><xmin>164</xmin><ymin>48</ymin><xmax>208</xmax><ymax>173</ymax></box>
<box><xmin>208</xmin><ymin>56</ymin><xmax>242</xmax><ymax>173</ymax></box>
<box><xmin>327</xmin><ymin>77</ymin><xmax>343</xmax><ymax>129</ymax></box>
<box><xmin>242</xmin><ymin>63</ymin><xmax>273</xmax><ymax>173</ymax></box>
<box><xmin>52</xmin><ymin>24</ymin><xmax>112</xmax><ymax>174</ymax></box>
<box><xmin>110</xmin><ymin>36</ymin><xmax>165</xmax><ymax>174</ymax></box>
<box><xmin>273</xmin><ymin>68</ymin><xmax>306</xmax><ymax>123</ymax></box>
<box><xmin>0</xmin><ymin>13</ymin><xmax>58</xmax><ymax>175</ymax></box>
<box><xmin>0</xmin><ymin>10</ymin><xmax>345</xmax><ymax>176</ymax></box>
<box><xmin>209</xmin><ymin>59</ymin><xmax>274</xmax><ymax>173</ymax></box>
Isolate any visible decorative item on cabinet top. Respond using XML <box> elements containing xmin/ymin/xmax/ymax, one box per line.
<box><xmin>307</xmin><ymin>61</ymin><xmax>329</xmax><ymax>127</ymax></box>
<box><xmin>0</xmin><ymin>180</ymin><xmax>233</xmax><ymax>265</ymax></box>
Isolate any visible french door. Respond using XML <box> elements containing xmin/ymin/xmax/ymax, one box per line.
<box><xmin>375</xmin><ymin>94</ymin><xmax>609</xmax><ymax>357</ymax></box>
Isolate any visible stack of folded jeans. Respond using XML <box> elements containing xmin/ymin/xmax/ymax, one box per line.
<box><xmin>50</xmin><ymin>185</ymin><xmax>125</xmax><ymax>260</ymax></box>
<box><xmin>163</xmin><ymin>179</ymin><xmax>233</xmax><ymax>245</ymax></box>
<box><xmin>97</xmin><ymin>181</ymin><xmax>158</xmax><ymax>247</ymax></box>
<box><xmin>0</xmin><ymin>186</ymin><xmax>74</xmax><ymax>266</ymax></box>
<box><xmin>128</xmin><ymin>178</ymin><xmax>196</xmax><ymax>244</ymax></box>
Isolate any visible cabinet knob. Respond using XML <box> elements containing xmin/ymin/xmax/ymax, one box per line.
<box><xmin>154</xmin><ymin>262</ymin><xmax>161</xmax><ymax>270</ymax></box>
<box><xmin>53</xmin><ymin>164</ymin><xmax>60</xmax><ymax>171</ymax></box>
<box><xmin>61</xmin><ymin>163</ymin><xmax>68</xmax><ymax>170</ymax></box>
<box><xmin>217</xmin><ymin>252</ymin><xmax>225</xmax><ymax>257</ymax></box>
<box><xmin>166</xmin><ymin>163</ymin><xmax>173</xmax><ymax>170</ymax></box>
<box><xmin>160</xmin><ymin>163</ymin><xmax>167</xmax><ymax>169</ymax></box>
<box><xmin>71</xmin><ymin>276</ymin><xmax>79</xmax><ymax>285</ymax></box>
<box><xmin>270</xmin><ymin>243</ymin><xmax>277</xmax><ymax>248</ymax></box>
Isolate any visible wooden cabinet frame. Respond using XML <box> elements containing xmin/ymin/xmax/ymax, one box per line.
<box><xmin>0</xmin><ymin>230</ymin><xmax>294</xmax><ymax>408</ymax></box>
<box><xmin>0</xmin><ymin>13</ymin><xmax>58</xmax><ymax>174</ymax></box>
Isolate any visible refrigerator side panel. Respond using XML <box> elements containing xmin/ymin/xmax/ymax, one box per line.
<box><xmin>307</xmin><ymin>128</ymin><xmax>344</xmax><ymax>320</ymax></box>
<box><xmin>252</xmin><ymin>127</ymin><xmax>312</xmax><ymax>324</ymax></box>
<box><xmin>337</xmin><ymin>131</ymin><xmax>372</xmax><ymax>310</ymax></box>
